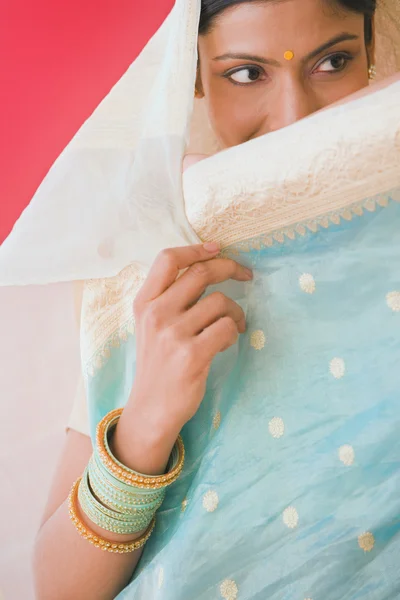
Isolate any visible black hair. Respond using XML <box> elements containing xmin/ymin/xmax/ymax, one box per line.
<box><xmin>199</xmin><ymin>0</ymin><xmax>376</xmax><ymax>45</ymax></box>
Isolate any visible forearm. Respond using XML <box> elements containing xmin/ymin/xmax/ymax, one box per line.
<box><xmin>33</xmin><ymin>493</ymin><xmax>146</xmax><ymax>600</ymax></box>
<box><xmin>110</xmin><ymin>393</ymin><xmax>181</xmax><ymax>476</ymax></box>
<box><xmin>33</xmin><ymin>403</ymin><xmax>179</xmax><ymax>600</ymax></box>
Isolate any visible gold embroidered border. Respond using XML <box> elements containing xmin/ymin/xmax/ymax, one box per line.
<box><xmin>186</xmin><ymin>104</ymin><xmax>400</xmax><ymax>250</ymax></box>
<box><xmin>221</xmin><ymin>189</ymin><xmax>400</xmax><ymax>255</ymax></box>
<box><xmin>81</xmin><ymin>263</ymin><xmax>146</xmax><ymax>379</ymax></box>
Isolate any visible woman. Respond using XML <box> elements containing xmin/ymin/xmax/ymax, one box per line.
<box><xmin>1</xmin><ymin>0</ymin><xmax>400</xmax><ymax>598</ymax></box>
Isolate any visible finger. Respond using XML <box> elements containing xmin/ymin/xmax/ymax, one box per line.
<box><xmin>136</xmin><ymin>242</ymin><xmax>221</xmax><ymax>303</ymax></box>
<box><xmin>178</xmin><ymin>292</ymin><xmax>246</xmax><ymax>335</ymax></box>
<box><xmin>160</xmin><ymin>257</ymin><xmax>252</xmax><ymax>312</ymax></box>
<box><xmin>194</xmin><ymin>316</ymin><xmax>240</xmax><ymax>363</ymax></box>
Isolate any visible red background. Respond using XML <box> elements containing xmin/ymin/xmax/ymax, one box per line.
<box><xmin>1</xmin><ymin>0</ymin><xmax>173</xmax><ymax>243</ymax></box>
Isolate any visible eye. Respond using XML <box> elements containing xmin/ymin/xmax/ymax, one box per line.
<box><xmin>314</xmin><ymin>52</ymin><xmax>353</xmax><ymax>74</ymax></box>
<box><xmin>226</xmin><ymin>66</ymin><xmax>263</xmax><ymax>85</ymax></box>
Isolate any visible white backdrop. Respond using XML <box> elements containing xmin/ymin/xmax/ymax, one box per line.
<box><xmin>0</xmin><ymin>283</ymin><xmax>80</xmax><ymax>599</ymax></box>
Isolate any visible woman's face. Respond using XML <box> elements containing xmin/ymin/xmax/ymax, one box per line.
<box><xmin>196</xmin><ymin>0</ymin><xmax>372</xmax><ymax>148</ymax></box>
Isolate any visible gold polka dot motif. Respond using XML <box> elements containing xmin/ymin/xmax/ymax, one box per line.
<box><xmin>203</xmin><ymin>490</ymin><xmax>219</xmax><ymax>512</ymax></box>
<box><xmin>299</xmin><ymin>273</ymin><xmax>316</xmax><ymax>294</ymax></box>
<box><xmin>157</xmin><ymin>566</ymin><xmax>164</xmax><ymax>588</ymax></box>
<box><xmin>181</xmin><ymin>497</ymin><xmax>188</xmax><ymax>513</ymax></box>
<box><xmin>283</xmin><ymin>506</ymin><xmax>299</xmax><ymax>529</ymax></box>
<box><xmin>269</xmin><ymin>417</ymin><xmax>285</xmax><ymax>439</ymax></box>
<box><xmin>213</xmin><ymin>410</ymin><xmax>221</xmax><ymax>430</ymax></box>
<box><xmin>358</xmin><ymin>532</ymin><xmax>375</xmax><ymax>552</ymax></box>
<box><xmin>220</xmin><ymin>579</ymin><xmax>238</xmax><ymax>600</ymax></box>
<box><xmin>338</xmin><ymin>444</ymin><xmax>355</xmax><ymax>466</ymax></box>
<box><xmin>386</xmin><ymin>291</ymin><xmax>400</xmax><ymax>312</ymax></box>
<box><xmin>250</xmin><ymin>329</ymin><xmax>266</xmax><ymax>350</ymax></box>
<box><xmin>329</xmin><ymin>357</ymin><xmax>345</xmax><ymax>379</ymax></box>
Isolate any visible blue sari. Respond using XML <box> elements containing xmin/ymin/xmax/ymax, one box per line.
<box><xmin>83</xmin><ymin>187</ymin><xmax>400</xmax><ymax>599</ymax></box>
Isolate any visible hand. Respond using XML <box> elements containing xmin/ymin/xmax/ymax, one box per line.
<box><xmin>129</xmin><ymin>242</ymin><xmax>253</xmax><ymax>436</ymax></box>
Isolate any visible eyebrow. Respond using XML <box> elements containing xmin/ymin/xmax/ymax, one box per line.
<box><xmin>213</xmin><ymin>52</ymin><xmax>280</xmax><ymax>66</ymax></box>
<box><xmin>305</xmin><ymin>33</ymin><xmax>359</xmax><ymax>62</ymax></box>
<box><xmin>212</xmin><ymin>33</ymin><xmax>359</xmax><ymax>66</ymax></box>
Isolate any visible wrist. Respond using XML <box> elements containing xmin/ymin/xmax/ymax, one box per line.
<box><xmin>109</xmin><ymin>401</ymin><xmax>181</xmax><ymax>476</ymax></box>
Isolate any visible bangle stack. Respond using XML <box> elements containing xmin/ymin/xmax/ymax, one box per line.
<box><xmin>68</xmin><ymin>407</ymin><xmax>185</xmax><ymax>553</ymax></box>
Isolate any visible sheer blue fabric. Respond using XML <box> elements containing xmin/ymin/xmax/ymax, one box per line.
<box><xmin>87</xmin><ymin>190</ymin><xmax>400</xmax><ymax>599</ymax></box>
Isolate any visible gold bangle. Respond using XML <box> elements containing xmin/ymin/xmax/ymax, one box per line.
<box><xmin>96</xmin><ymin>408</ymin><xmax>185</xmax><ymax>489</ymax></box>
<box><xmin>68</xmin><ymin>477</ymin><xmax>156</xmax><ymax>553</ymax></box>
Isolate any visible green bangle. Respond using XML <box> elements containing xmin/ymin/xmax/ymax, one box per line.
<box><xmin>82</xmin><ymin>466</ymin><xmax>155</xmax><ymax>523</ymax></box>
<box><xmin>99</xmin><ymin>412</ymin><xmax>183</xmax><ymax>488</ymax></box>
<box><xmin>78</xmin><ymin>468</ymin><xmax>155</xmax><ymax>534</ymax></box>
<box><xmin>89</xmin><ymin>453</ymin><xmax>166</xmax><ymax>513</ymax></box>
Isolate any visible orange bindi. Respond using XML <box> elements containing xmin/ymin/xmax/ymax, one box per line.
<box><xmin>284</xmin><ymin>50</ymin><xmax>294</xmax><ymax>61</ymax></box>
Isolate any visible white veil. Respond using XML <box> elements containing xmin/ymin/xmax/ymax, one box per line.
<box><xmin>0</xmin><ymin>0</ymin><xmax>399</xmax><ymax>597</ymax></box>
<box><xmin>0</xmin><ymin>2</ymin><xmax>200</xmax><ymax>285</ymax></box>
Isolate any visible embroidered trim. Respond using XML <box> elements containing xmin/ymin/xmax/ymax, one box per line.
<box><xmin>220</xmin><ymin>191</ymin><xmax>400</xmax><ymax>254</ymax></box>
<box><xmin>81</xmin><ymin>262</ymin><xmax>146</xmax><ymax>379</ymax></box>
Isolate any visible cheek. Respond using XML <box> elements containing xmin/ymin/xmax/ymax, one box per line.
<box><xmin>319</xmin><ymin>74</ymin><xmax>369</xmax><ymax>108</ymax></box>
<box><xmin>204</xmin><ymin>88</ymin><xmax>265</xmax><ymax>148</ymax></box>
<box><xmin>316</xmin><ymin>58</ymin><xmax>370</xmax><ymax>107</ymax></box>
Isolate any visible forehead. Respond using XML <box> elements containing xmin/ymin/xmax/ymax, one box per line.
<box><xmin>199</xmin><ymin>0</ymin><xmax>364</xmax><ymax>55</ymax></box>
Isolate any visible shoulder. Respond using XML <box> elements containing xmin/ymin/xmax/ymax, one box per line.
<box><xmin>182</xmin><ymin>153</ymin><xmax>209</xmax><ymax>173</ymax></box>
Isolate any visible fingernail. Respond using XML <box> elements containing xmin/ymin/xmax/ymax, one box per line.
<box><xmin>244</xmin><ymin>268</ymin><xmax>253</xmax><ymax>279</ymax></box>
<box><xmin>203</xmin><ymin>241</ymin><xmax>220</xmax><ymax>253</ymax></box>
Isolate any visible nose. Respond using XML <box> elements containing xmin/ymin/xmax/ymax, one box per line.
<box><xmin>267</xmin><ymin>75</ymin><xmax>320</xmax><ymax>133</ymax></box>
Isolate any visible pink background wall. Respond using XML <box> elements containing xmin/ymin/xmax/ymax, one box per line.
<box><xmin>1</xmin><ymin>0</ymin><xmax>173</xmax><ymax>243</ymax></box>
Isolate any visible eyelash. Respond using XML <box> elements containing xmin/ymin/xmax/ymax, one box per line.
<box><xmin>224</xmin><ymin>65</ymin><xmax>264</xmax><ymax>86</ymax></box>
<box><xmin>314</xmin><ymin>51</ymin><xmax>354</xmax><ymax>74</ymax></box>
<box><xmin>224</xmin><ymin>52</ymin><xmax>355</xmax><ymax>86</ymax></box>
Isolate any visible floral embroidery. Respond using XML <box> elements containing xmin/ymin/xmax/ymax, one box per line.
<box><xmin>220</xmin><ymin>579</ymin><xmax>238</xmax><ymax>600</ymax></box>
<box><xmin>213</xmin><ymin>411</ymin><xmax>222</xmax><ymax>430</ymax></box>
<box><xmin>329</xmin><ymin>357</ymin><xmax>346</xmax><ymax>379</ymax></box>
<box><xmin>358</xmin><ymin>532</ymin><xmax>375</xmax><ymax>552</ymax></box>
<box><xmin>203</xmin><ymin>490</ymin><xmax>219</xmax><ymax>512</ymax></box>
<box><xmin>81</xmin><ymin>262</ymin><xmax>146</xmax><ymax>378</ymax></box>
<box><xmin>299</xmin><ymin>273</ymin><xmax>316</xmax><ymax>294</ymax></box>
<box><xmin>250</xmin><ymin>329</ymin><xmax>266</xmax><ymax>350</ymax></box>
<box><xmin>269</xmin><ymin>417</ymin><xmax>285</xmax><ymax>439</ymax></box>
<box><xmin>339</xmin><ymin>445</ymin><xmax>355</xmax><ymax>466</ymax></box>
<box><xmin>386</xmin><ymin>291</ymin><xmax>400</xmax><ymax>312</ymax></box>
<box><xmin>283</xmin><ymin>506</ymin><xmax>299</xmax><ymax>529</ymax></box>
